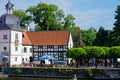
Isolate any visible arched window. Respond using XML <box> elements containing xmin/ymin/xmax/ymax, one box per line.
<box><xmin>24</xmin><ymin>47</ymin><xmax>27</xmax><ymax>53</ymax></box>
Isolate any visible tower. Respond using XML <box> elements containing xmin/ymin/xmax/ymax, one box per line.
<box><xmin>5</xmin><ymin>0</ymin><xmax>14</xmax><ymax>14</ymax></box>
<box><xmin>0</xmin><ymin>0</ymin><xmax>23</xmax><ymax>66</ymax></box>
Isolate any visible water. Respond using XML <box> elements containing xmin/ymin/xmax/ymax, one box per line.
<box><xmin>0</xmin><ymin>77</ymin><xmax>89</xmax><ymax>80</ymax></box>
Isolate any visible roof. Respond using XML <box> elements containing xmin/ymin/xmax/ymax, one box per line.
<box><xmin>5</xmin><ymin>0</ymin><xmax>14</xmax><ymax>10</ymax></box>
<box><xmin>0</xmin><ymin>14</ymin><xmax>22</xmax><ymax>31</ymax></box>
<box><xmin>22</xmin><ymin>30</ymin><xmax>32</xmax><ymax>45</ymax></box>
<box><xmin>24</xmin><ymin>30</ymin><xmax>70</xmax><ymax>46</ymax></box>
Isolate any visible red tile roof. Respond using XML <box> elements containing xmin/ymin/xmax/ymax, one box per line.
<box><xmin>23</xmin><ymin>30</ymin><xmax>70</xmax><ymax>46</ymax></box>
<box><xmin>22</xmin><ymin>30</ymin><xmax>32</xmax><ymax>45</ymax></box>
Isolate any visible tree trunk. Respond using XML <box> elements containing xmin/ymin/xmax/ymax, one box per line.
<box><xmin>80</xmin><ymin>59</ymin><xmax>82</xmax><ymax>66</ymax></box>
<box><xmin>104</xmin><ymin>58</ymin><xmax>107</xmax><ymax>67</ymax></box>
<box><xmin>87</xmin><ymin>59</ymin><xmax>90</xmax><ymax>66</ymax></box>
<box><xmin>76</xmin><ymin>60</ymin><xmax>78</xmax><ymax>68</ymax></box>
<box><xmin>114</xmin><ymin>58</ymin><xmax>117</xmax><ymax>67</ymax></box>
<box><xmin>95</xmin><ymin>59</ymin><xmax>98</xmax><ymax>68</ymax></box>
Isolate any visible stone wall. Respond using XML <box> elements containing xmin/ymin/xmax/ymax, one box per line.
<box><xmin>8</xmin><ymin>67</ymin><xmax>120</xmax><ymax>79</ymax></box>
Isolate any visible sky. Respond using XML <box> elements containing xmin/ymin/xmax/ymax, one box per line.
<box><xmin>0</xmin><ymin>0</ymin><xmax>120</xmax><ymax>30</ymax></box>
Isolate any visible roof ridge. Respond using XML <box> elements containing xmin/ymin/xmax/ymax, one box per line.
<box><xmin>28</xmin><ymin>30</ymin><xmax>69</xmax><ymax>33</ymax></box>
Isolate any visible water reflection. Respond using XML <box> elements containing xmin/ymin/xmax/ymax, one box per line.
<box><xmin>0</xmin><ymin>77</ymin><xmax>89</xmax><ymax>80</ymax></box>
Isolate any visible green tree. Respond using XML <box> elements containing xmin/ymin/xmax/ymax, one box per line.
<box><xmin>64</xmin><ymin>14</ymin><xmax>75</xmax><ymax>30</ymax></box>
<box><xmin>109</xmin><ymin>46</ymin><xmax>120</xmax><ymax>67</ymax></box>
<box><xmin>102</xmin><ymin>47</ymin><xmax>110</xmax><ymax>67</ymax></box>
<box><xmin>13</xmin><ymin>9</ymin><xmax>31</xmax><ymax>28</ymax></box>
<box><xmin>66</xmin><ymin>48</ymin><xmax>86</xmax><ymax>68</ymax></box>
<box><xmin>27</xmin><ymin>3</ymin><xmax>65</xmax><ymax>31</ymax></box>
<box><xmin>103</xmin><ymin>30</ymin><xmax>112</xmax><ymax>47</ymax></box>
<box><xmin>81</xmin><ymin>28</ymin><xmax>96</xmax><ymax>46</ymax></box>
<box><xmin>93</xmin><ymin>27</ymin><xmax>112</xmax><ymax>47</ymax></box>
<box><xmin>83</xmin><ymin>46</ymin><xmax>91</xmax><ymax>66</ymax></box>
<box><xmin>88</xmin><ymin>46</ymin><xmax>105</xmax><ymax>68</ymax></box>
<box><xmin>112</xmin><ymin>5</ymin><xmax>120</xmax><ymax>45</ymax></box>
<box><xmin>69</xmin><ymin>26</ymin><xmax>84</xmax><ymax>47</ymax></box>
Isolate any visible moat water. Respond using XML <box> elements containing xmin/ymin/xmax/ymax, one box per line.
<box><xmin>0</xmin><ymin>77</ymin><xmax>90</xmax><ymax>80</ymax></box>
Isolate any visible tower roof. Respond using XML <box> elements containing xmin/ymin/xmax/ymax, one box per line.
<box><xmin>0</xmin><ymin>14</ymin><xmax>22</xmax><ymax>31</ymax></box>
<box><xmin>0</xmin><ymin>0</ymin><xmax>22</xmax><ymax>31</ymax></box>
<box><xmin>5</xmin><ymin>0</ymin><xmax>14</xmax><ymax>11</ymax></box>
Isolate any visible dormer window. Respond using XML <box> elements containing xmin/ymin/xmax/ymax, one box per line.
<box><xmin>0</xmin><ymin>20</ymin><xmax>2</xmax><ymax>23</ymax></box>
<box><xmin>17</xmin><ymin>21</ymin><xmax>20</xmax><ymax>24</ymax></box>
<box><xmin>0</xmin><ymin>20</ymin><xmax>4</xmax><ymax>23</ymax></box>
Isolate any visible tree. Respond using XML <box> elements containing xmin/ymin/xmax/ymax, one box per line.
<box><xmin>81</xmin><ymin>28</ymin><xmax>96</xmax><ymax>46</ymax></box>
<box><xmin>102</xmin><ymin>47</ymin><xmax>110</xmax><ymax>67</ymax></box>
<box><xmin>109</xmin><ymin>46</ymin><xmax>120</xmax><ymax>67</ymax></box>
<box><xmin>64</xmin><ymin>14</ymin><xmax>75</xmax><ymax>30</ymax></box>
<box><xmin>26</xmin><ymin>3</ymin><xmax>65</xmax><ymax>31</ymax></box>
<box><xmin>103</xmin><ymin>30</ymin><xmax>112</xmax><ymax>47</ymax></box>
<box><xmin>93</xmin><ymin>27</ymin><xmax>112</xmax><ymax>47</ymax></box>
<box><xmin>69</xmin><ymin>26</ymin><xmax>84</xmax><ymax>47</ymax></box>
<box><xmin>83</xmin><ymin>46</ymin><xmax>91</xmax><ymax>66</ymax></box>
<box><xmin>88</xmin><ymin>46</ymin><xmax>105</xmax><ymax>68</ymax></box>
<box><xmin>93</xmin><ymin>27</ymin><xmax>105</xmax><ymax>46</ymax></box>
<box><xmin>13</xmin><ymin>9</ymin><xmax>31</xmax><ymax>28</ymax></box>
<box><xmin>112</xmin><ymin>5</ymin><xmax>120</xmax><ymax>45</ymax></box>
<box><xmin>66</xmin><ymin>48</ymin><xmax>86</xmax><ymax>68</ymax></box>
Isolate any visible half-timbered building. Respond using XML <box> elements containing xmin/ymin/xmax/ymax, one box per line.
<box><xmin>23</xmin><ymin>30</ymin><xmax>73</xmax><ymax>64</ymax></box>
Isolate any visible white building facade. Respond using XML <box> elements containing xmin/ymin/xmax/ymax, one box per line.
<box><xmin>0</xmin><ymin>1</ymin><xmax>32</xmax><ymax>66</ymax></box>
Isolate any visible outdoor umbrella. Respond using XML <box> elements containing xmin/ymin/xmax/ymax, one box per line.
<box><xmin>39</xmin><ymin>55</ymin><xmax>54</xmax><ymax>60</ymax></box>
<box><xmin>0</xmin><ymin>54</ymin><xmax>5</xmax><ymax>58</ymax></box>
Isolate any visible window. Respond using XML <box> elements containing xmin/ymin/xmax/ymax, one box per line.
<box><xmin>15</xmin><ymin>34</ymin><xmax>18</xmax><ymax>40</ymax></box>
<box><xmin>58</xmin><ymin>45</ymin><xmax>63</xmax><ymax>48</ymax></box>
<box><xmin>24</xmin><ymin>47</ymin><xmax>27</xmax><ymax>53</ymax></box>
<box><xmin>26</xmin><ymin>58</ymin><xmax>27</xmax><ymax>62</ymax></box>
<box><xmin>39</xmin><ymin>46</ymin><xmax>43</xmax><ymax>49</ymax></box>
<box><xmin>3</xmin><ymin>47</ymin><xmax>7</xmax><ymax>50</ymax></box>
<box><xmin>22</xmin><ymin>58</ymin><xmax>24</xmax><ymax>63</ymax></box>
<box><xmin>30</xmin><ymin>48</ymin><xmax>33</xmax><ymax>53</ymax></box>
<box><xmin>15</xmin><ymin>57</ymin><xmax>17</xmax><ymax>61</ymax></box>
<box><xmin>15</xmin><ymin>47</ymin><xmax>18</xmax><ymax>51</ymax></box>
<box><xmin>3</xmin><ymin>35</ymin><xmax>7</xmax><ymax>40</ymax></box>
<box><xmin>47</xmin><ymin>45</ymin><xmax>54</xmax><ymax>49</ymax></box>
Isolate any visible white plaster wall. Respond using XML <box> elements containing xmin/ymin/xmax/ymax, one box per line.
<box><xmin>10</xmin><ymin>30</ymin><xmax>22</xmax><ymax>55</ymax></box>
<box><xmin>22</xmin><ymin>46</ymin><xmax>32</xmax><ymax>56</ymax></box>
<box><xmin>10</xmin><ymin>56</ymin><xmax>22</xmax><ymax>65</ymax></box>
<box><xmin>0</xmin><ymin>30</ymin><xmax>10</xmax><ymax>42</ymax></box>
<box><xmin>0</xmin><ymin>43</ymin><xmax>9</xmax><ymax>54</ymax></box>
<box><xmin>0</xmin><ymin>30</ymin><xmax>10</xmax><ymax>53</ymax></box>
<box><xmin>68</xmin><ymin>32</ymin><xmax>73</xmax><ymax>49</ymax></box>
<box><xmin>10</xmin><ymin>30</ymin><xmax>22</xmax><ymax>65</ymax></box>
<box><xmin>11</xmin><ymin>30</ymin><xmax>22</xmax><ymax>44</ymax></box>
<box><xmin>22</xmin><ymin>46</ymin><xmax>32</xmax><ymax>63</ymax></box>
<box><xmin>67</xmin><ymin>32</ymin><xmax>73</xmax><ymax>64</ymax></box>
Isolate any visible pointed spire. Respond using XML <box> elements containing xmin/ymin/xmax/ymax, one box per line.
<box><xmin>5</xmin><ymin>0</ymin><xmax>14</xmax><ymax>14</ymax></box>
